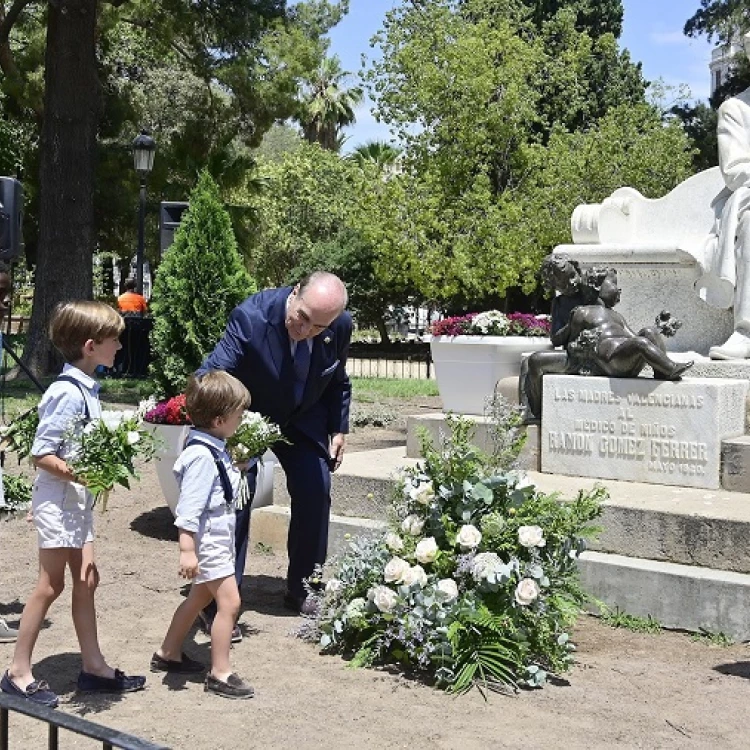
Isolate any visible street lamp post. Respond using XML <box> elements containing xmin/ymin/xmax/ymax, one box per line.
<box><xmin>132</xmin><ymin>130</ymin><xmax>156</xmax><ymax>295</ymax></box>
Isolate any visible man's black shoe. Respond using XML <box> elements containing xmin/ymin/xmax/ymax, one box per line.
<box><xmin>283</xmin><ymin>591</ymin><xmax>304</xmax><ymax>613</ymax></box>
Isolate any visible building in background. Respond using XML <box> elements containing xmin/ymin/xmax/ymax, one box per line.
<box><xmin>710</xmin><ymin>39</ymin><xmax>743</xmax><ymax>96</ymax></box>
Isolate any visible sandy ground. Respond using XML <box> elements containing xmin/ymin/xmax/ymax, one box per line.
<box><xmin>1</xmin><ymin>405</ymin><xmax>750</xmax><ymax>749</ymax></box>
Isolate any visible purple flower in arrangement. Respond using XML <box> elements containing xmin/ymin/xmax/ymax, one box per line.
<box><xmin>430</xmin><ymin>310</ymin><xmax>550</xmax><ymax>337</ymax></box>
<box><xmin>506</xmin><ymin>312</ymin><xmax>551</xmax><ymax>337</ymax></box>
<box><xmin>429</xmin><ymin>314</ymin><xmax>475</xmax><ymax>337</ymax></box>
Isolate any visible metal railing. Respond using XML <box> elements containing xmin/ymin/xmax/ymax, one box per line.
<box><xmin>0</xmin><ymin>692</ymin><xmax>169</xmax><ymax>750</ymax></box>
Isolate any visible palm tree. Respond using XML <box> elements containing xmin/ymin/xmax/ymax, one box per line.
<box><xmin>349</xmin><ymin>140</ymin><xmax>402</xmax><ymax>171</ymax></box>
<box><xmin>297</xmin><ymin>55</ymin><xmax>363</xmax><ymax>151</ymax></box>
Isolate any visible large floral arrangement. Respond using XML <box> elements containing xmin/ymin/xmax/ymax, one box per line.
<box><xmin>431</xmin><ymin>310</ymin><xmax>550</xmax><ymax>337</ymax></box>
<box><xmin>301</xmin><ymin>410</ymin><xmax>604</xmax><ymax>695</ymax></box>
<box><xmin>141</xmin><ymin>394</ymin><xmax>190</xmax><ymax>425</ymax></box>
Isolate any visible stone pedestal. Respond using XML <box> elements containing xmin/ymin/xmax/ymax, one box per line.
<box><xmin>541</xmin><ymin>375</ymin><xmax>747</xmax><ymax>489</ymax></box>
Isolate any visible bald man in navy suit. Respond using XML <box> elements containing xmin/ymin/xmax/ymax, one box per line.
<box><xmin>199</xmin><ymin>272</ymin><xmax>351</xmax><ymax>619</ymax></box>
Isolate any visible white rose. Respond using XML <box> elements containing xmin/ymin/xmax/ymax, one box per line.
<box><xmin>384</xmin><ymin>531</ymin><xmax>404</xmax><ymax>552</ymax></box>
<box><xmin>514</xmin><ymin>578</ymin><xmax>540</xmax><ymax>606</ymax></box>
<box><xmin>410</xmin><ymin>482</ymin><xmax>435</xmax><ymax>506</ymax></box>
<box><xmin>414</xmin><ymin>537</ymin><xmax>439</xmax><ymax>564</ymax></box>
<box><xmin>401</xmin><ymin>565</ymin><xmax>427</xmax><ymax>588</ymax></box>
<box><xmin>435</xmin><ymin>578</ymin><xmax>459</xmax><ymax>603</ymax></box>
<box><xmin>518</xmin><ymin>525</ymin><xmax>546</xmax><ymax>548</ymax></box>
<box><xmin>126</xmin><ymin>431</ymin><xmax>141</xmax><ymax>445</ymax></box>
<box><xmin>401</xmin><ymin>514</ymin><xmax>425</xmax><ymax>536</ymax></box>
<box><xmin>384</xmin><ymin>556</ymin><xmax>410</xmax><ymax>584</ymax></box>
<box><xmin>368</xmin><ymin>585</ymin><xmax>398</xmax><ymax>613</ymax></box>
<box><xmin>456</xmin><ymin>524</ymin><xmax>482</xmax><ymax>551</ymax></box>
<box><xmin>325</xmin><ymin>578</ymin><xmax>344</xmax><ymax>594</ymax></box>
<box><xmin>345</xmin><ymin>597</ymin><xmax>367</xmax><ymax>619</ymax></box>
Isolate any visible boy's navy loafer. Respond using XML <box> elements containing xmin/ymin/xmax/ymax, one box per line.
<box><xmin>150</xmin><ymin>652</ymin><xmax>205</xmax><ymax>674</ymax></box>
<box><xmin>77</xmin><ymin>668</ymin><xmax>146</xmax><ymax>693</ymax></box>
<box><xmin>204</xmin><ymin>672</ymin><xmax>254</xmax><ymax>700</ymax></box>
<box><xmin>1</xmin><ymin>670</ymin><xmax>59</xmax><ymax>708</ymax></box>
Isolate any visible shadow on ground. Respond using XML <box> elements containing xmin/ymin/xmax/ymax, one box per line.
<box><xmin>714</xmin><ymin>661</ymin><xmax>750</xmax><ymax>680</ymax></box>
<box><xmin>240</xmin><ymin>574</ymin><xmax>300</xmax><ymax>619</ymax></box>
<box><xmin>130</xmin><ymin>506</ymin><xmax>175</xmax><ymax>541</ymax></box>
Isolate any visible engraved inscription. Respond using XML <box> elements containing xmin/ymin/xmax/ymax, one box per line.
<box><xmin>546</xmin><ymin>385</ymin><xmax>709</xmax><ymax>475</ymax></box>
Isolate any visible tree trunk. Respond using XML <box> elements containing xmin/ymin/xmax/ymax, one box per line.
<box><xmin>23</xmin><ymin>0</ymin><xmax>99</xmax><ymax>376</ymax></box>
<box><xmin>376</xmin><ymin>317</ymin><xmax>390</xmax><ymax>345</ymax></box>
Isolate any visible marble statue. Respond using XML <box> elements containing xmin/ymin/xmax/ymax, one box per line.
<box><xmin>698</xmin><ymin>31</ymin><xmax>750</xmax><ymax>359</ymax></box>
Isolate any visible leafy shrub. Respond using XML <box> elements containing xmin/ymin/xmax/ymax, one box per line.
<box><xmin>149</xmin><ymin>170</ymin><xmax>256</xmax><ymax>396</ymax></box>
<box><xmin>1</xmin><ymin>473</ymin><xmax>32</xmax><ymax>515</ymax></box>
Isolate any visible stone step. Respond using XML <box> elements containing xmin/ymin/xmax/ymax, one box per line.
<box><xmin>578</xmin><ymin>551</ymin><xmax>750</xmax><ymax>641</ymax></box>
<box><xmin>272</xmin><ymin>445</ymin><xmax>750</xmax><ymax>574</ymax></box>
<box><xmin>249</xmin><ymin>505</ymin><xmax>750</xmax><ymax>640</ymax></box>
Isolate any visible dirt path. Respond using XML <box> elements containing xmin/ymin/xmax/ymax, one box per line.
<box><xmin>1</xmin><ymin>408</ymin><xmax>750</xmax><ymax>749</ymax></box>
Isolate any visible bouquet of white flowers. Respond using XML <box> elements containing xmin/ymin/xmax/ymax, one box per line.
<box><xmin>66</xmin><ymin>410</ymin><xmax>160</xmax><ymax>512</ymax></box>
<box><xmin>226</xmin><ymin>411</ymin><xmax>288</xmax><ymax>509</ymax></box>
<box><xmin>226</xmin><ymin>411</ymin><xmax>288</xmax><ymax>464</ymax></box>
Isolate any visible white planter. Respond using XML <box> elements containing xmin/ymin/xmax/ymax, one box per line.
<box><xmin>150</xmin><ymin>423</ymin><xmax>190</xmax><ymax>514</ymax></box>
<box><xmin>430</xmin><ymin>335</ymin><xmax>552</xmax><ymax>415</ymax></box>
<box><xmin>251</xmin><ymin>450</ymin><xmax>276</xmax><ymax>510</ymax></box>
<box><xmin>149</xmin><ymin>423</ymin><xmax>275</xmax><ymax>514</ymax></box>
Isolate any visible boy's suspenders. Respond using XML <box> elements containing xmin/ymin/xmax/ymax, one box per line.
<box><xmin>55</xmin><ymin>374</ymin><xmax>91</xmax><ymax>421</ymax></box>
<box><xmin>185</xmin><ymin>439</ymin><xmax>234</xmax><ymax>506</ymax></box>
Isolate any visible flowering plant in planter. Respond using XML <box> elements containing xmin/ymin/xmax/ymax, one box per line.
<box><xmin>300</xmin><ymin>408</ymin><xmax>604</xmax><ymax>695</ymax></box>
<box><xmin>141</xmin><ymin>394</ymin><xmax>190</xmax><ymax>425</ymax></box>
<box><xmin>431</xmin><ymin>310</ymin><xmax>550</xmax><ymax>337</ymax></box>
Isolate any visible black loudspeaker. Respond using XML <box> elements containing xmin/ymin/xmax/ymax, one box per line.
<box><xmin>159</xmin><ymin>201</ymin><xmax>189</xmax><ymax>255</ymax></box>
<box><xmin>0</xmin><ymin>177</ymin><xmax>23</xmax><ymax>261</ymax></box>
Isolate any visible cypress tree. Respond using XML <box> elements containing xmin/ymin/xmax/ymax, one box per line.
<box><xmin>149</xmin><ymin>170</ymin><xmax>256</xmax><ymax>396</ymax></box>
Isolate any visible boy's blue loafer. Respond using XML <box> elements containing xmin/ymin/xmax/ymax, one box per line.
<box><xmin>77</xmin><ymin>668</ymin><xmax>146</xmax><ymax>693</ymax></box>
<box><xmin>1</xmin><ymin>670</ymin><xmax>59</xmax><ymax>708</ymax></box>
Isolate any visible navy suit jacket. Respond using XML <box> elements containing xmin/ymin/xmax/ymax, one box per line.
<box><xmin>200</xmin><ymin>286</ymin><xmax>352</xmax><ymax>454</ymax></box>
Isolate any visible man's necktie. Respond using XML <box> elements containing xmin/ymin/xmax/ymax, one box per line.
<box><xmin>293</xmin><ymin>341</ymin><xmax>311</xmax><ymax>405</ymax></box>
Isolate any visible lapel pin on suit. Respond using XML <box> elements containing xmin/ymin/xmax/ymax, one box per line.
<box><xmin>324</xmin><ymin>335</ymin><xmax>331</xmax><ymax>344</ymax></box>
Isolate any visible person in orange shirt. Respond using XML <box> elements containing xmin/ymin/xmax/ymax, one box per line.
<box><xmin>117</xmin><ymin>278</ymin><xmax>148</xmax><ymax>315</ymax></box>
